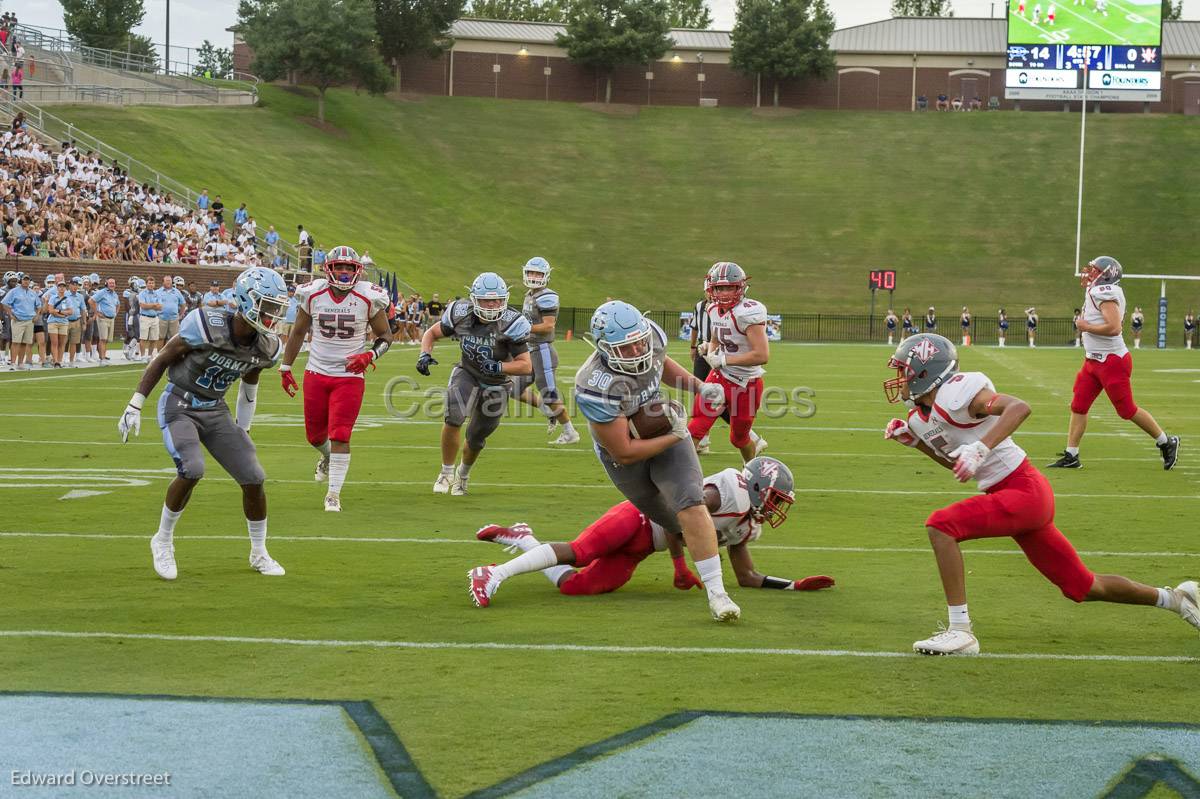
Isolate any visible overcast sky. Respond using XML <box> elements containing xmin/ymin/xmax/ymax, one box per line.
<box><xmin>14</xmin><ymin>0</ymin><xmax>1200</xmax><ymax>53</ymax></box>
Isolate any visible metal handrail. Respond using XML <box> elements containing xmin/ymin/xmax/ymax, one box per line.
<box><xmin>18</xmin><ymin>84</ymin><xmax>250</xmax><ymax>104</ymax></box>
<box><xmin>0</xmin><ymin>94</ymin><xmax>298</xmax><ymax>266</ymax></box>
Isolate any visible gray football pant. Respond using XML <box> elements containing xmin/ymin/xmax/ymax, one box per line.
<box><xmin>593</xmin><ymin>436</ymin><xmax>704</xmax><ymax>535</ymax></box>
<box><xmin>157</xmin><ymin>391</ymin><xmax>266</xmax><ymax>485</ymax></box>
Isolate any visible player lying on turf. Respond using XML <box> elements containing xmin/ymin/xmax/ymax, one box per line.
<box><xmin>883</xmin><ymin>333</ymin><xmax>1200</xmax><ymax>656</ymax></box>
<box><xmin>117</xmin><ymin>267</ymin><xmax>288</xmax><ymax>581</ymax></box>
<box><xmin>468</xmin><ymin>456</ymin><xmax>833</xmax><ymax>606</ymax></box>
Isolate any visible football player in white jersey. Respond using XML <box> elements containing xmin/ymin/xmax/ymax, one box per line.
<box><xmin>883</xmin><ymin>333</ymin><xmax>1199</xmax><ymax>656</ymax></box>
<box><xmin>468</xmin><ymin>457</ymin><xmax>833</xmax><ymax>605</ymax></box>
<box><xmin>278</xmin><ymin>246</ymin><xmax>393</xmax><ymax>512</ymax></box>
<box><xmin>1049</xmin><ymin>256</ymin><xmax>1179</xmax><ymax>470</ymax></box>
<box><xmin>688</xmin><ymin>262</ymin><xmax>770</xmax><ymax>462</ymax></box>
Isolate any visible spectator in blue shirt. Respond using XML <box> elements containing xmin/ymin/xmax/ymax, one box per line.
<box><xmin>137</xmin><ymin>276</ymin><xmax>164</xmax><ymax>360</ymax></box>
<box><xmin>234</xmin><ymin>203</ymin><xmax>249</xmax><ymax>226</ymax></box>
<box><xmin>89</xmin><ymin>277</ymin><xmax>120</xmax><ymax>364</ymax></box>
<box><xmin>43</xmin><ymin>279</ymin><xmax>72</xmax><ymax>367</ymax></box>
<box><xmin>197</xmin><ymin>189</ymin><xmax>210</xmax><ymax>211</ymax></box>
<box><xmin>280</xmin><ymin>284</ymin><xmax>299</xmax><ymax>347</ymax></box>
<box><xmin>202</xmin><ymin>280</ymin><xmax>224</xmax><ymax>308</ymax></box>
<box><xmin>158</xmin><ymin>273</ymin><xmax>185</xmax><ymax>343</ymax></box>
<box><xmin>219</xmin><ymin>285</ymin><xmax>237</xmax><ymax>310</ymax></box>
<box><xmin>65</xmin><ymin>277</ymin><xmax>87</xmax><ymax>366</ymax></box>
<box><xmin>1</xmin><ymin>274</ymin><xmax>39</xmax><ymax>369</ymax></box>
<box><xmin>265</xmin><ymin>226</ymin><xmax>281</xmax><ymax>267</ymax></box>
<box><xmin>313</xmin><ymin>248</ymin><xmax>326</xmax><ymax>271</ymax></box>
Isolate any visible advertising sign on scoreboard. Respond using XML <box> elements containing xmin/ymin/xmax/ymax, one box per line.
<box><xmin>1005</xmin><ymin>1</ymin><xmax>1163</xmax><ymax>102</ymax></box>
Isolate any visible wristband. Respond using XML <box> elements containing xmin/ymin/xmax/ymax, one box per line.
<box><xmin>279</xmin><ymin>363</ymin><xmax>292</xmax><ymax>373</ymax></box>
<box><xmin>129</xmin><ymin>391</ymin><xmax>146</xmax><ymax>410</ymax></box>
<box><xmin>761</xmin><ymin>575</ymin><xmax>792</xmax><ymax>590</ymax></box>
<box><xmin>370</xmin><ymin>337</ymin><xmax>390</xmax><ymax>360</ymax></box>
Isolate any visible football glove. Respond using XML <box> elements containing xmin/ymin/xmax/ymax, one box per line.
<box><xmin>672</xmin><ymin>556</ymin><xmax>703</xmax><ymax>591</ymax></box>
<box><xmin>665</xmin><ymin>400</ymin><xmax>690</xmax><ymax>440</ymax></box>
<box><xmin>479</xmin><ymin>358</ymin><xmax>503</xmax><ymax>376</ymax></box>
<box><xmin>949</xmin><ymin>441</ymin><xmax>991</xmax><ymax>482</ymax></box>
<box><xmin>345</xmin><ymin>352</ymin><xmax>376</xmax><ymax>374</ymax></box>
<box><xmin>280</xmin><ymin>364</ymin><xmax>299</xmax><ymax>397</ymax></box>
<box><xmin>792</xmin><ymin>575</ymin><xmax>836</xmax><ymax>591</ymax></box>
<box><xmin>118</xmin><ymin>392</ymin><xmax>145</xmax><ymax>443</ymax></box>
<box><xmin>698</xmin><ymin>381</ymin><xmax>725</xmax><ymax>410</ymax></box>
<box><xmin>416</xmin><ymin>352</ymin><xmax>437</xmax><ymax>376</ymax></box>
<box><xmin>703</xmin><ymin>348</ymin><xmax>726</xmax><ymax>369</ymax></box>
<box><xmin>884</xmin><ymin>417</ymin><xmax>917</xmax><ymax>447</ymax></box>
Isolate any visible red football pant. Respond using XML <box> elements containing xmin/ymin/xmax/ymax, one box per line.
<box><xmin>924</xmin><ymin>459</ymin><xmax>1095</xmax><ymax>602</ymax></box>
<box><xmin>302</xmin><ymin>370</ymin><xmax>366</xmax><ymax>445</ymax></box>
<box><xmin>560</xmin><ymin>501</ymin><xmax>655</xmax><ymax>596</ymax></box>
<box><xmin>688</xmin><ymin>371</ymin><xmax>763</xmax><ymax>448</ymax></box>
<box><xmin>1070</xmin><ymin>352</ymin><xmax>1137</xmax><ymax>419</ymax></box>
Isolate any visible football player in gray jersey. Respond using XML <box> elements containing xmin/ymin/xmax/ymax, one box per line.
<box><xmin>117</xmin><ymin>267</ymin><xmax>288</xmax><ymax>581</ymax></box>
<box><xmin>571</xmin><ymin>300</ymin><xmax>742</xmax><ymax>622</ymax></box>
<box><xmin>511</xmin><ymin>257</ymin><xmax>580</xmax><ymax>445</ymax></box>
<box><xmin>417</xmin><ymin>272</ymin><xmax>532</xmax><ymax>495</ymax></box>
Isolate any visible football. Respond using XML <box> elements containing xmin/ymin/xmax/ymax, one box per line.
<box><xmin>628</xmin><ymin>398</ymin><xmax>682</xmax><ymax>439</ymax></box>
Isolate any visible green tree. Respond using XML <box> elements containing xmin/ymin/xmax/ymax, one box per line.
<box><xmin>731</xmin><ymin>0</ymin><xmax>835</xmax><ymax>107</ymax></box>
<box><xmin>465</xmin><ymin>0</ymin><xmax>567</xmax><ymax>22</ymax></box>
<box><xmin>60</xmin><ymin>0</ymin><xmax>147</xmax><ymax>52</ymax></box>
<box><xmin>238</xmin><ymin>0</ymin><xmax>392</xmax><ymax>123</ymax></box>
<box><xmin>665</xmin><ymin>0</ymin><xmax>711</xmax><ymax>28</ymax></box>
<box><xmin>889</xmin><ymin>0</ymin><xmax>953</xmax><ymax>16</ymax></box>
<box><xmin>123</xmin><ymin>32</ymin><xmax>158</xmax><ymax>71</ymax></box>
<box><xmin>375</xmin><ymin>0</ymin><xmax>465</xmax><ymax>80</ymax></box>
<box><xmin>1162</xmin><ymin>0</ymin><xmax>1182</xmax><ymax>21</ymax></box>
<box><xmin>556</xmin><ymin>0</ymin><xmax>672</xmax><ymax>104</ymax></box>
<box><xmin>193</xmin><ymin>39</ymin><xmax>235</xmax><ymax>79</ymax></box>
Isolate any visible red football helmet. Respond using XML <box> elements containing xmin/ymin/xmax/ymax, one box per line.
<box><xmin>324</xmin><ymin>245</ymin><xmax>363</xmax><ymax>289</ymax></box>
<box><xmin>706</xmin><ymin>262</ymin><xmax>747</xmax><ymax>309</ymax></box>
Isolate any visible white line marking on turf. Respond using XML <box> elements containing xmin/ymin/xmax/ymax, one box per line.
<box><xmin>0</xmin><ymin>367</ymin><xmax>141</xmax><ymax>384</ymax></box>
<box><xmin>2</xmin><ymin>531</ymin><xmax>1196</xmax><ymax>559</ymax></box>
<box><xmin>0</xmin><ymin>629</ymin><xmax>1193</xmax><ymax>663</ymax></box>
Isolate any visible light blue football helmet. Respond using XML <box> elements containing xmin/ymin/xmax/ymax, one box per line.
<box><xmin>523</xmin><ymin>256</ymin><xmax>551</xmax><ymax>289</ymax></box>
<box><xmin>89</xmin><ymin>272</ymin><xmax>101</xmax><ymax>284</ymax></box>
<box><xmin>589</xmin><ymin>300</ymin><xmax>653</xmax><ymax>375</ymax></box>
<box><xmin>234</xmin><ymin>266</ymin><xmax>288</xmax><ymax>334</ymax></box>
<box><xmin>470</xmin><ymin>272</ymin><xmax>510</xmax><ymax>322</ymax></box>
<box><xmin>134</xmin><ymin>278</ymin><xmax>146</xmax><ymax>291</ymax></box>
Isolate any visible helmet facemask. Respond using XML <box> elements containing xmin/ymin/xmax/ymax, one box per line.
<box><xmin>755</xmin><ymin>487</ymin><xmax>794</xmax><ymax>529</ymax></box>
<box><xmin>241</xmin><ymin>288</ymin><xmax>287</xmax><ymax>334</ymax></box>
<box><xmin>471</xmin><ymin>294</ymin><xmax>507</xmax><ymax>323</ymax></box>
<box><xmin>523</xmin><ymin>268</ymin><xmax>548</xmax><ymax>289</ymax></box>
<box><xmin>325</xmin><ymin>259</ymin><xmax>361</xmax><ymax>290</ymax></box>
<box><xmin>597</xmin><ymin>326</ymin><xmax>653</xmax><ymax>375</ymax></box>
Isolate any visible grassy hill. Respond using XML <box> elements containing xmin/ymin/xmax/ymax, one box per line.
<box><xmin>54</xmin><ymin>86</ymin><xmax>1200</xmax><ymax>315</ymax></box>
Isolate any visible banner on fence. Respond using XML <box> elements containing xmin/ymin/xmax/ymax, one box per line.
<box><xmin>678</xmin><ymin>311</ymin><xmax>694</xmax><ymax>341</ymax></box>
<box><xmin>766</xmin><ymin>314</ymin><xmax>782</xmax><ymax>341</ymax></box>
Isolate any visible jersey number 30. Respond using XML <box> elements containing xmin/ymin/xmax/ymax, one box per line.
<box><xmin>317</xmin><ymin>313</ymin><xmax>357</xmax><ymax>340</ymax></box>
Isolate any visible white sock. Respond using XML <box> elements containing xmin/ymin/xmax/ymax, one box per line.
<box><xmin>247</xmin><ymin>517</ymin><xmax>267</xmax><ymax>555</ymax></box>
<box><xmin>561</xmin><ymin>420</ymin><xmax>576</xmax><ymax>435</ymax></box>
<box><xmin>491</xmin><ymin>543</ymin><xmax>557</xmax><ymax>586</ymax></box>
<box><xmin>441</xmin><ymin>463</ymin><xmax>455</xmax><ymax>477</ymax></box>
<box><xmin>328</xmin><ymin>453</ymin><xmax>350</xmax><ymax>495</ymax></box>
<box><xmin>156</xmin><ymin>505</ymin><xmax>183</xmax><ymax>544</ymax></box>
<box><xmin>695</xmin><ymin>555</ymin><xmax>727</xmax><ymax>598</ymax></box>
<box><xmin>1156</xmin><ymin>587</ymin><xmax>1180</xmax><ymax>611</ymax></box>
<box><xmin>948</xmin><ymin>603</ymin><xmax>971</xmax><ymax>631</ymax></box>
<box><xmin>539</xmin><ymin>401</ymin><xmax>556</xmax><ymax>419</ymax></box>
<box><xmin>316</xmin><ymin>440</ymin><xmax>331</xmax><ymax>458</ymax></box>
<box><xmin>513</xmin><ymin>532</ymin><xmax>542</xmax><ymax>553</ymax></box>
<box><xmin>543</xmin><ymin>564</ymin><xmax>574</xmax><ymax>586</ymax></box>
<box><xmin>750</xmin><ymin>430</ymin><xmax>762</xmax><ymax>444</ymax></box>
<box><xmin>1066</xmin><ymin>446</ymin><xmax>1079</xmax><ymax>456</ymax></box>
<box><xmin>457</xmin><ymin>462</ymin><xmax>473</xmax><ymax>479</ymax></box>
<box><xmin>1155</xmin><ymin>432</ymin><xmax>1169</xmax><ymax>446</ymax></box>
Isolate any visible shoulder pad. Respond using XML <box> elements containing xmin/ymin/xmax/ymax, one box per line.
<box><xmin>535</xmin><ymin>291</ymin><xmax>559</xmax><ymax>311</ymax></box>
<box><xmin>449</xmin><ymin>300</ymin><xmax>474</xmax><ymax>323</ymax></box>
<box><xmin>937</xmin><ymin>371</ymin><xmax>992</xmax><ymax>413</ymax></box>
<box><xmin>734</xmin><ymin>299</ymin><xmax>768</xmax><ymax>326</ymax></box>
<box><xmin>503</xmin><ymin>312</ymin><xmax>532</xmax><ymax>342</ymax></box>
<box><xmin>1090</xmin><ymin>284</ymin><xmax>1121</xmax><ymax>303</ymax></box>
<box><xmin>647</xmin><ymin>320</ymin><xmax>668</xmax><ymax>348</ymax></box>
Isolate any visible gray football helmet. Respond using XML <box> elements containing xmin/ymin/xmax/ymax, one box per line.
<box><xmin>1083</xmin><ymin>256</ymin><xmax>1122</xmax><ymax>287</ymax></box>
<box><xmin>742</xmin><ymin>456</ymin><xmax>794</xmax><ymax>529</ymax></box>
<box><xmin>884</xmin><ymin>333</ymin><xmax>959</xmax><ymax>404</ymax></box>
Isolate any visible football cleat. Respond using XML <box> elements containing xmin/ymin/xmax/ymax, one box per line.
<box><xmin>476</xmin><ymin>522</ymin><xmax>535</xmax><ymax>553</ymax></box>
<box><xmin>552</xmin><ymin>427</ymin><xmax>580</xmax><ymax>445</ymax></box>
<box><xmin>250</xmin><ymin>553</ymin><xmax>286</xmax><ymax>576</ymax></box>
<box><xmin>324</xmin><ymin>493</ymin><xmax>341</xmax><ymax>512</ymax></box>
<box><xmin>433</xmin><ymin>472</ymin><xmax>452</xmax><ymax>494</ymax></box>
<box><xmin>1159</xmin><ymin>435</ymin><xmax>1180</xmax><ymax>470</ymax></box>
<box><xmin>469</xmin><ymin>565</ymin><xmax>497</xmax><ymax>607</ymax></box>
<box><xmin>150</xmin><ymin>535</ymin><xmax>177</xmax><ymax>581</ymax></box>
<box><xmin>451</xmin><ymin>476</ymin><xmax>469</xmax><ymax>496</ymax></box>
<box><xmin>913</xmin><ymin>626</ymin><xmax>980</xmax><ymax>656</ymax></box>
<box><xmin>1171</xmin><ymin>580</ymin><xmax>1200</xmax><ymax>630</ymax></box>
<box><xmin>708</xmin><ymin>592</ymin><xmax>741</xmax><ymax>622</ymax></box>
<box><xmin>695</xmin><ymin>436</ymin><xmax>711</xmax><ymax>455</ymax></box>
<box><xmin>546</xmin><ymin>417</ymin><xmax>557</xmax><ymax>435</ymax></box>
<box><xmin>753</xmin><ymin>432</ymin><xmax>769</xmax><ymax>456</ymax></box>
<box><xmin>314</xmin><ymin>455</ymin><xmax>329</xmax><ymax>482</ymax></box>
<box><xmin>1047</xmin><ymin>451</ymin><xmax>1081</xmax><ymax>469</ymax></box>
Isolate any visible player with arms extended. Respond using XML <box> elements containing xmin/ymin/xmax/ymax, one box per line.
<box><xmin>1049</xmin><ymin>256</ymin><xmax>1179</xmax><ymax>470</ymax></box>
<box><xmin>882</xmin><ymin>333</ymin><xmax>1199</xmax><ymax>655</ymax></box>
<box><xmin>279</xmin><ymin>246</ymin><xmax>392</xmax><ymax>512</ymax></box>
<box><xmin>512</xmin><ymin>257</ymin><xmax>579</xmax><ymax>445</ymax></box>
<box><xmin>688</xmin><ymin>262</ymin><xmax>769</xmax><ymax>462</ymax></box>
<box><xmin>469</xmin><ymin>456</ymin><xmax>833</xmax><ymax>605</ymax></box>
<box><xmin>118</xmin><ymin>267</ymin><xmax>288</xmax><ymax>580</ymax></box>
<box><xmin>418</xmin><ymin>272</ymin><xmax>532</xmax><ymax>495</ymax></box>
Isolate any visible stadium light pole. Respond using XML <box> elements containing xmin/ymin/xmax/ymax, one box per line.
<box><xmin>1073</xmin><ymin>64</ymin><xmax>1088</xmax><ymax>278</ymax></box>
<box><xmin>165</xmin><ymin>0</ymin><xmax>170</xmax><ymax>74</ymax></box>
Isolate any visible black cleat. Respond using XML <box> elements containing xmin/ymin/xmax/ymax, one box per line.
<box><xmin>1159</xmin><ymin>435</ymin><xmax>1180</xmax><ymax>470</ymax></box>
<box><xmin>1047</xmin><ymin>451</ymin><xmax>1081</xmax><ymax>469</ymax></box>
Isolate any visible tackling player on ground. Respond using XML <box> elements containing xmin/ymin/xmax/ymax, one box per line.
<box><xmin>511</xmin><ymin>257</ymin><xmax>579</xmax><ymax>445</ymax></box>
<box><xmin>1049</xmin><ymin>257</ymin><xmax>1179</xmax><ymax>470</ymax></box>
<box><xmin>118</xmin><ymin>267</ymin><xmax>288</xmax><ymax>580</ymax></box>
<box><xmin>688</xmin><ymin>262</ymin><xmax>769</xmax><ymax>462</ymax></box>
<box><xmin>418</xmin><ymin>272</ymin><xmax>532</xmax><ymax>495</ymax></box>
<box><xmin>279</xmin><ymin>246</ymin><xmax>393</xmax><ymax>512</ymax></box>
<box><xmin>883</xmin><ymin>333</ymin><xmax>1199</xmax><ymax>655</ymax></box>
<box><xmin>469</xmin><ymin>457</ymin><xmax>833</xmax><ymax>604</ymax></box>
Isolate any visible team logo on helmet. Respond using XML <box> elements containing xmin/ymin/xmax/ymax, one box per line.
<box><xmin>910</xmin><ymin>338</ymin><xmax>940</xmax><ymax>364</ymax></box>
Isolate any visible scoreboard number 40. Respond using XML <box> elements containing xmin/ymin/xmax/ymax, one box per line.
<box><xmin>868</xmin><ymin>270</ymin><xmax>897</xmax><ymax>291</ymax></box>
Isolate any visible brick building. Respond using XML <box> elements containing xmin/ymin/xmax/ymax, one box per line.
<box><xmin>233</xmin><ymin>16</ymin><xmax>1200</xmax><ymax>114</ymax></box>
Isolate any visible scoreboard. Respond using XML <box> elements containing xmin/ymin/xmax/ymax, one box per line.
<box><xmin>1004</xmin><ymin>1</ymin><xmax>1163</xmax><ymax>102</ymax></box>
<box><xmin>868</xmin><ymin>270</ymin><xmax>896</xmax><ymax>291</ymax></box>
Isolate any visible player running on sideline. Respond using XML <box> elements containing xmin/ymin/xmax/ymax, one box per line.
<box><xmin>118</xmin><ymin>267</ymin><xmax>289</xmax><ymax>580</ymax></box>
<box><xmin>279</xmin><ymin>246</ymin><xmax>392</xmax><ymax>512</ymax></box>
<box><xmin>511</xmin><ymin>257</ymin><xmax>579</xmax><ymax>445</ymax></box>
<box><xmin>469</xmin><ymin>456</ymin><xmax>833</xmax><ymax>604</ymax></box>
<box><xmin>882</xmin><ymin>333</ymin><xmax>1200</xmax><ymax>655</ymax></box>
<box><xmin>418</xmin><ymin>272</ymin><xmax>532</xmax><ymax>496</ymax></box>
<box><xmin>1049</xmin><ymin>256</ymin><xmax>1179</xmax><ymax>470</ymax></box>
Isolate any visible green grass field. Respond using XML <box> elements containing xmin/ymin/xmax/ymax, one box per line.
<box><xmin>3</xmin><ymin>340</ymin><xmax>1199</xmax><ymax>796</ymax></box>
<box><xmin>1008</xmin><ymin>0</ymin><xmax>1163</xmax><ymax>46</ymax></box>
<box><xmin>49</xmin><ymin>86</ymin><xmax>1200</xmax><ymax>316</ymax></box>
